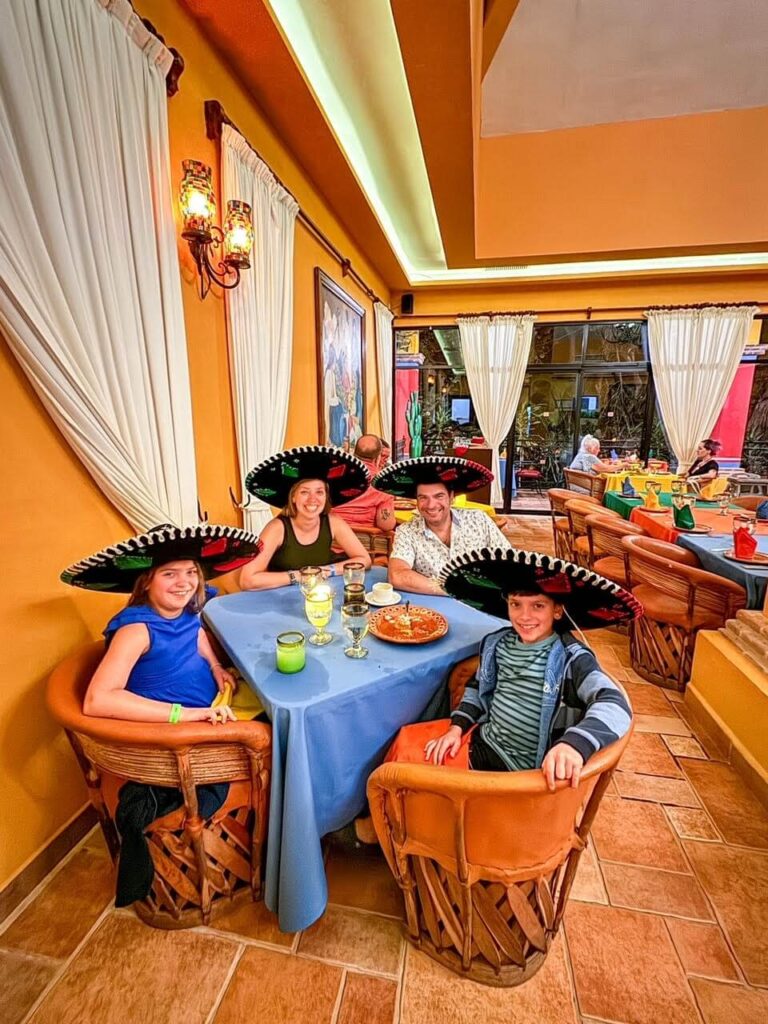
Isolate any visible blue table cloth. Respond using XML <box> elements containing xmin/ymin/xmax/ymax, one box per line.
<box><xmin>203</xmin><ymin>567</ymin><xmax>504</xmax><ymax>932</ymax></box>
<box><xmin>676</xmin><ymin>534</ymin><xmax>768</xmax><ymax>609</ymax></box>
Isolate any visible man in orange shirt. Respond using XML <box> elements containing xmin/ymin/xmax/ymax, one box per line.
<box><xmin>334</xmin><ymin>434</ymin><xmax>395</xmax><ymax>533</ymax></box>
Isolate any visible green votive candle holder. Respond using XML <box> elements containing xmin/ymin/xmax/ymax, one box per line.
<box><xmin>276</xmin><ymin>631</ymin><xmax>306</xmax><ymax>673</ymax></box>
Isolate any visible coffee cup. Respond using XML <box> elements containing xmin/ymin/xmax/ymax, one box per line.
<box><xmin>372</xmin><ymin>582</ymin><xmax>394</xmax><ymax>602</ymax></box>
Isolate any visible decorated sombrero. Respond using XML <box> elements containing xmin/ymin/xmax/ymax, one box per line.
<box><xmin>60</xmin><ymin>524</ymin><xmax>262</xmax><ymax>593</ymax></box>
<box><xmin>439</xmin><ymin>547</ymin><xmax>643</xmax><ymax>629</ymax></box>
<box><xmin>372</xmin><ymin>456</ymin><xmax>492</xmax><ymax>499</ymax></box>
<box><xmin>244</xmin><ymin>445</ymin><xmax>369</xmax><ymax>508</ymax></box>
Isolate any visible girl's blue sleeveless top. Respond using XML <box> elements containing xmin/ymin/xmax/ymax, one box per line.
<box><xmin>104</xmin><ymin>605</ymin><xmax>216</xmax><ymax>708</ymax></box>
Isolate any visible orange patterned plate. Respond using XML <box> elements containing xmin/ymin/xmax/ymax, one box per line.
<box><xmin>369</xmin><ymin>605</ymin><xmax>449</xmax><ymax>644</ymax></box>
<box><xmin>722</xmin><ymin>549</ymin><xmax>768</xmax><ymax>566</ymax></box>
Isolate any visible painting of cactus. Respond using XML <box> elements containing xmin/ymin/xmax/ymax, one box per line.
<box><xmin>406</xmin><ymin>390</ymin><xmax>423</xmax><ymax>457</ymax></box>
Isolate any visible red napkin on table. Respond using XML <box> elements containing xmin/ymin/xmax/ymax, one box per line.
<box><xmin>733</xmin><ymin>524</ymin><xmax>758</xmax><ymax>559</ymax></box>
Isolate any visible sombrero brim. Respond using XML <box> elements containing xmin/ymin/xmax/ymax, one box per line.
<box><xmin>61</xmin><ymin>524</ymin><xmax>262</xmax><ymax>593</ymax></box>
<box><xmin>244</xmin><ymin>445</ymin><xmax>369</xmax><ymax>508</ymax></box>
<box><xmin>439</xmin><ymin>547</ymin><xmax>643</xmax><ymax>629</ymax></box>
<box><xmin>372</xmin><ymin>456</ymin><xmax>492</xmax><ymax>499</ymax></box>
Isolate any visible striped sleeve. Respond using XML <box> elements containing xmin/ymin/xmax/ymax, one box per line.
<box><xmin>559</xmin><ymin>648</ymin><xmax>632</xmax><ymax>761</ymax></box>
<box><xmin>450</xmin><ymin>674</ymin><xmax>482</xmax><ymax>734</ymax></box>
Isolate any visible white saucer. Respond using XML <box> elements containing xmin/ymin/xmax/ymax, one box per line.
<box><xmin>365</xmin><ymin>591</ymin><xmax>402</xmax><ymax>607</ymax></box>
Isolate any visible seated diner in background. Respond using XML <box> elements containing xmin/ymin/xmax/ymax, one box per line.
<box><xmin>333</xmin><ymin>433</ymin><xmax>395</xmax><ymax>533</ymax></box>
<box><xmin>372</xmin><ymin>456</ymin><xmax>510</xmax><ymax>595</ymax></box>
<box><xmin>60</xmin><ymin>524</ymin><xmax>263</xmax><ymax>723</ymax></box>
<box><xmin>569</xmin><ymin>434</ymin><xmax>627</xmax><ymax>475</ymax></box>
<box><xmin>239</xmin><ymin>445</ymin><xmax>371</xmax><ymax>591</ymax></box>
<box><xmin>386</xmin><ymin>548</ymin><xmax>639</xmax><ymax>787</ymax></box>
<box><xmin>679</xmin><ymin>438</ymin><xmax>721</xmax><ymax>485</ymax></box>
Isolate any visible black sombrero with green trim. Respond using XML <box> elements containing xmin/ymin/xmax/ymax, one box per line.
<box><xmin>244</xmin><ymin>445</ymin><xmax>369</xmax><ymax>508</ymax></box>
<box><xmin>372</xmin><ymin>456</ymin><xmax>492</xmax><ymax>499</ymax></box>
<box><xmin>439</xmin><ymin>547</ymin><xmax>643</xmax><ymax>629</ymax></box>
<box><xmin>60</xmin><ymin>524</ymin><xmax>262</xmax><ymax>593</ymax></box>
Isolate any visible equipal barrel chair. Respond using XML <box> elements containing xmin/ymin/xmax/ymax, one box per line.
<box><xmin>547</xmin><ymin>488</ymin><xmax>599</xmax><ymax>560</ymax></box>
<box><xmin>585</xmin><ymin>513</ymin><xmax>646</xmax><ymax>584</ymax></box>
<box><xmin>621</xmin><ymin>535</ymin><xmax>747</xmax><ymax>691</ymax></box>
<box><xmin>47</xmin><ymin>642</ymin><xmax>272</xmax><ymax>929</ymax></box>
<box><xmin>563</xmin><ymin>467</ymin><xmax>607</xmax><ymax>501</ymax></box>
<box><xmin>368</xmin><ymin>726</ymin><xmax>631</xmax><ymax>987</ymax></box>
<box><xmin>565</xmin><ymin>499</ymin><xmax>621</xmax><ymax>566</ymax></box>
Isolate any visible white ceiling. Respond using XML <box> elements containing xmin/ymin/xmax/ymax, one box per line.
<box><xmin>483</xmin><ymin>0</ymin><xmax>768</xmax><ymax>136</ymax></box>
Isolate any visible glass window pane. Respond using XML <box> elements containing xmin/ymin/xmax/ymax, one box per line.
<box><xmin>529</xmin><ymin>325</ymin><xmax>583</xmax><ymax>365</ymax></box>
<box><xmin>585</xmin><ymin>322</ymin><xmax>644</xmax><ymax>362</ymax></box>
<box><xmin>581</xmin><ymin>372</ymin><xmax>648</xmax><ymax>457</ymax></box>
<box><xmin>514</xmin><ymin>373</ymin><xmax>577</xmax><ymax>485</ymax></box>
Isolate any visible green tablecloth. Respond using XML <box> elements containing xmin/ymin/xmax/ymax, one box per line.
<box><xmin>603</xmin><ymin>492</ymin><xmax>728</xmax><ymax>520</ymax></box>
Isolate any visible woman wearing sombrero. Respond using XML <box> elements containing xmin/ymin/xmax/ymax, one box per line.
<box><xmin>61</xmin><ymin>524</ymin><xmax>262</xmax><ymax>724</ymax></box>
<box><xmin>386</xmin><ymin>547</ymin><xmax>639</xmax><ymax>790</ymax></box>
<box><xmin>372</xmin><ymin>456</ymin><xmax>509</xmax><ymax>595</ymax></box>
<box><xmin>239</xmin><ymin>445</ymin><xmax>372</xmax><ymax>591</ymax></box>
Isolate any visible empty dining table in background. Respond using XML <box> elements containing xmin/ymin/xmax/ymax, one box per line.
<box><xmin>203</xmin><ymin>566</ymin><xmax>503</xmax><ymax>932</ymax></box>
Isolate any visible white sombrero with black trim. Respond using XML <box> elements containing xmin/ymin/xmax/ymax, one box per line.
<box><xmin>372</xmin><ymin>456</ymin><xmax>492</xmax><ymax>499</ymax></box>
<box><xmin>244</xmin><ymin>445</ymin><xmax>369</xmax><ymax>508</ymax></box>
<box><xmin>439</xmin><ymin>547</ymin><xmax>643</xmax><ymax>629</ymax></box>
<box><xmin>60</xmin><ymin>524</ymin><xmax>262</xmax><ymax>593</ymax></box>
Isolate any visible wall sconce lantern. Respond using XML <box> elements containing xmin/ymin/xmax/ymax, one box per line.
<box><xmin>179</xmin><ymin>160</ymin><xmax>253</xmax><ymax>299</ymax></box>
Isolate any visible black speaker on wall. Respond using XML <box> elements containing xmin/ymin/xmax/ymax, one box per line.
<box><xmin>401</xmin><ymin>292</ymin><xmax>414</xmax><ymax>315</ymax></box>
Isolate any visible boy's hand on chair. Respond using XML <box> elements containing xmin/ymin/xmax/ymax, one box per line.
<box><xmin>542</xmin><ymin>744</ymin><xmax>584</xmax><ymax>792</ymax></box>
<box><xmin>425</xmin><ymin>725</ymin><xmax>463</xmax><ymax>765</ymax></box>
<box><xmin>212</xmin><ymin>665</ymin><xmax>237</xmax><ymax>693</ymax></box>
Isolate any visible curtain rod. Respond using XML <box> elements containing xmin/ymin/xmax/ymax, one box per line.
<box><xmin>204</xmin><ymin>100</ymin><xmax>390</xmax><ymax>311</ymax></box>
<box><xmin>126</xmin><ymin>4</ymin><xmax>184</xmax><ymax>96</ymax></box>
<box><xmin>395</xmin><ymin>301</ymin><xmax>768</xmax><ymax>321</ymax></box>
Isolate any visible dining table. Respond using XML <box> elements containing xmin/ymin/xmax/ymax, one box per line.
<box><xmin>203</xmin><ymin>566</ymin><xmax>504</xmax><ymax>932</ymax></box>
<box><xmin>676</xmin><ymin>534</ymin><xmax>768</xmax><ymax>609</ymax></box>
<box><xmin>629</xmin><ymin>504</ymin><xmax>754</xmax><ymax>543</ymax></box>
<box><xmin>603</xmin><ymin>492</ymin><xmax>733</xmax><ymax>520</ymax></box>
<box><xmin>600</xmin><ymin>471</ymin><xmax>729</xmax><ymax>497</ymax></box>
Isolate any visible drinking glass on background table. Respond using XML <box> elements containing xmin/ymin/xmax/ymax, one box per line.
<box><xmin>341</xmin><ymin>601</ymin><xmax>369</xmax><ymax>659</ymax></box>
<box><xmin>299</xmin><ymin>565</ymin><xmax>322</xmax><ymax>597</ymax></box>
<box><xmin>717</xmin><ymin>490</ymin><xmax>733</xmax><ymax>516</ymax></box>
<box><xmin>343</xmin><ymin>561</ymin><xmax>366</xmax><ymax>587</ymax></box>
<box><xmin>305</xmin><ymin>584</ymin><xmax>333</xmax><ymax>646</ymax></box>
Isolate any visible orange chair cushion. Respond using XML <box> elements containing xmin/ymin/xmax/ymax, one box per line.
<box><xmin>554</xmin><ymin>517</ymin><xmax>570</xmax><ymax>532</ymax></box>
<box><xmin>385</xmin><ymin>720</ymin><xmax>471</xmax><ymax>769</ymax></box>
<box><xmin>593</xmin><ymin>555</ymin><xmax>627</xmax><ymax>586</ymax></box>
<box><xmin>632</xmin><ymin>583</ymin><xmax>724</xmax><ymax>630</ymax></box>
<box><xmin>574</xmin><ymin>536</ymin><xmax>590</xmax><ymax>556</ymax></box>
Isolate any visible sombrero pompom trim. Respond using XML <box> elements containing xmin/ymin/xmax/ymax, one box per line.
<box><xmin>372</xmin><ymin>456</ymin><xmax>492</xmax><ymax>499</ymax></box>
<box><xmin>244</xmin><ymin>445</ymin><xmax>369</xmax><ymax>508</ymax></box>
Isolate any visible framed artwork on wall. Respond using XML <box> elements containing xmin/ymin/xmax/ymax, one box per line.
<box><xmin>315</xmin><ymin>268</ymin><xmax>366</xmax><ymax>449</ymax></box>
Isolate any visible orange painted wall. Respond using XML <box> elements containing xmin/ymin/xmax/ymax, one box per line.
<box><xmin>0</xmin><ymin>0</ymin><xmax>389</xmax><ymax>892</ymax></box>
<box><xmin>477</xmin><ymin>106</ymin><xmax>768</xmax><ymax>261</ymax></box>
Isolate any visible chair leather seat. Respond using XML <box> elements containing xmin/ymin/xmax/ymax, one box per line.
<box><xmin>574</xmin><ymin>536</ymin><xmax>590</xmax><ymax>555</ymax></box>
<box><xmin>554</xmin><ymin>517</ymin><xmax>569</xmax><ymax>532</ymax></box>
<box><xmin>632</xmin><ymin>583</ymin><xmax>724</xmax><ymax>630</ymax></box>
<box><xmin>593</xmin><ymin>555</ymin><xmax>627</xmax><ymax>585</ymax></box>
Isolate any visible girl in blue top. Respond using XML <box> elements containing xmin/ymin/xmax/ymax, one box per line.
<box><xmin>60</xmin><ymin>524</ymin><xmax>262</xmax><ymax>725</ymax></box>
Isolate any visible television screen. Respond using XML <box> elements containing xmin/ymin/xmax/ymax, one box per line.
<box><xmin>451</xmin><ymin>398</ymin><xmax>471</xmax><ymax>424</ymax></box>
<box><xmin>581</xmin><ymin>395</ymin><xmax>598</xmax><ymax>414</ymax></box>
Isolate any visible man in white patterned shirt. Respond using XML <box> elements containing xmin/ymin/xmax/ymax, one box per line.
<box><xmin>373</xmin><ymin>457</ymin><xmax>510</xmax><ymax>596</ymax></box>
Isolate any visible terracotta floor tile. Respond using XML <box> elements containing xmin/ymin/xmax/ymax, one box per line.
<box><xmin>208</xmin><ymin>894</ymin><xmax>293</xmax><ymax>947</ymax></box>
<box><xmin>666</xmin><ymin>689</ymin><xmax>685</xmax><ymax>704</ymax></box>
<box><xmin>617</xmin><ymin>733</ymin><xmax>683</xmax><ymax>778</ymax></box>
<box><xmin>685</xmin><ymin>841</ymin><xmax>768</xmax><ymax>986</ymax></box>
<box><xmin>674</xmin><ymin>704</ymin><xmax>731</xmax><ymax>761</ymax></box>
<box><xmin>0</xmin><ymin>849</ymin><xmax>113</xmax><ymax>960</ymax></box>
<box><xmin>400</xmin><ymin>933</ymin><xmax>578</xmax><ymax>1024</ymax></box>
<box><xmin>565</xmin><ymin>903</ymin><xmax>699</xmax><ymax>1024</ymax></box>
<box><xmin>623</xmin><ymin>681</ymin><xmax>678</xmax><ymax>716</ymax></box>
<box><xmin>298</xmin><ymin>905</ymin><xmax>402</xmax><ymax>976</ymax></box>
<box><xmin>325</xmin><ymin>843</ymin><xmax>404</xmax><ymax>919</ymax></box>
<box><xmin>337</xmin><ymin>972</ymin><xmax>397</xmax><ymax>1024</ymax></box>
<box><xmin>569</xmin><ymin>842</ymin><xmax>608</xmax><ymax>904</ymax></box>
<box><xmin>634</xmin><ymin>714</ymin><xmax>692</xmax><ymax>737</ymax></box>
<box><xmin>214</xmin><ymin>945</ymin><xmax>342</xmax><ymax>1024</ymax></box>
<box><xmin>29</xmin><ymin>914</ymin><xmax>238</xmax><ymax>1024</ymax></box>
<box><xmin>592</xmin><ymin>796</ymin><xmax>689</xmax><ymax>871</ymax></box>
<box><xmin>665</xmin><ymin>806</ymin><xmax>721</xmax><ymax>842</ymax></box>
<box><xmin>601</xmin><ymin>863</ymin><xmax>713</xmax><ymax>920</ymax></box>
<box><xmin>665</xmin><ymin>920</ymin><xmax>740</xmax><ymax>981</ymax></box>
<box><xmin>681</xmin><ymin>760</ymin><xmax>768</xmax><ymax>850</ymax></box>
<box><xmin>664</xmin><ymin>736</ymin><xmax>708</xmax><ymax>759</ymax></box>
<box><xmin>614</xmin><ymin>772</ymin><xmax>700</xmax><ymax>807</ymax></box>
<box><xmin>689</xmin><ymin>978</ymin><xmax>768</xmax><ymax>1024</ymax></box>
<box><xmin>0</xmin><ymin>949</ymin><xmax>60</xmax><ymax>1024</ymax></box>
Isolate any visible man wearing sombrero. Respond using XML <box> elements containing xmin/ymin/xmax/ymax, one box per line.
<box><xmin>372</xmin><ymin>456</ymin><xmax>510</xmax><ymax>595</ymax></box>
<box><xmin>387</xmin><ymin>547</ymin><xmax>639</xmax><ymax>790</ymax></box>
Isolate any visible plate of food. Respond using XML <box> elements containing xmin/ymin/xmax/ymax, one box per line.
<box><xmin>722</xmin><ymin>549</ymin><xmax>768</xmax><ymax>566</ymax></box>
<box><xmin>368</xmin><ymin>604</ymin><xmax>448</xmax><ymax>644</ymax></box>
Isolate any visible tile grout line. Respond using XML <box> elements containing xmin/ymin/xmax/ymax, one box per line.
<box><xmin>325</xmin><ymin>899</ymin><xmax>404</xmax><ymax>923</ymax></box>
<box><xmin>328</xmin><ymin>968</ymin><xmax>347</xmax><ymax>1024</ymax></box>
<box><xmin>293</xmin><ymin>948</ymin><xmax>401</xmax><ymax>982</ymax></box>
<box><xmin>391</xmin><ymin>937</ymin><xmax>407</xmax><ymax>1024</ymax></box>
<box><xmin>18</xmin><ymin>903</ymin><xmax>114</xmax><ymax>1024</ymax></box>
<box><xmin>203</xmin><ymin>942</ymin><xmax>245</xmax><ymax>1024</ymax></box>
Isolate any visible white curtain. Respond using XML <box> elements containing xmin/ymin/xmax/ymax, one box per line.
<box><xmin>374</xmin><ymin>301</ymin><xmax>394</xmax><ymax>444</ymax></box>
<box><xmin>458</xmin><ymin>314</ymin><xmax>535</xmax><ymax>505</ymax></box>
<box><xmin>646</xmin><ymin>306</ymin><xmax>757</xmax><ymax>469</ymax></box>
<box><xmin>0</xmin><ymin>0</ymin><xmax>199</xmax><ymax>531</ymax></box>
<box><xmin>222</xmin><ymin>124</ymin><xmax>299</xmax><ymax>533</ymax></box>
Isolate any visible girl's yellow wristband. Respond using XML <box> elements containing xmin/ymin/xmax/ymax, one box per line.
<box><xmin>168</xmin><ymin>702</ymin><xmax>182</xmax><ymax>724</ymax></box>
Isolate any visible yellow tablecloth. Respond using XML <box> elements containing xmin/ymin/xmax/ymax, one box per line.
<box><xmin>601</xmin><ymin>472</ymin><xmax>729</xmax><ymax>497</ymax></box>
<box><xmin>394</xmin><ymin>493</ymin><xmax>496</xmax><ymax>524</ymax></box>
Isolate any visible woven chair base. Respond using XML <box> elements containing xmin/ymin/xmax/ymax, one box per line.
<box><xmin>134</xmin><ymin>879</ymin><xmax>256</xmax><ymax>930</ymax></box>
<box><xmin>629</xmin><ymin>617</ymin><xmax>692</xmax><ymax>692</ymax></box>
<box><xmin>553</xmin><ymin>525</ymin><xmax>572</xmax><ymax>561</ymax></box>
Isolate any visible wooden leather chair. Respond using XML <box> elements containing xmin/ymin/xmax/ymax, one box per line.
<box><xmin>585</xmin><ymin>513</ymin><xmax>645</xmax><ymax>585</ymax></box>
<box><xmin>732</xmin><ymin>495</ymin><xmax>765</xmax><ymax>512</ymax></box>
<box><xmin>563</xmin><ymin>468</ymin><xmax>607</xmax><ymax>501</ymax></box>
<box><xmin>368</xmin><ymin>703</ymin><xmax>631</xmax><ymax>987</ymax></box>
<box><xmin>565</xmin><ymin>499</ymin><xmax>620</xmax><ymax>566</ymax></box>
<box><xmin>351</xmin><ymin>525</ymin><xmax>394</xmax><ymax>566</ymax></box>
<box><xmin>47</xmin><ymin>642</ymin><xmax>272</xmax><ymax>929</ymax></box>
<box><xmin>548</xmin><ymin>489</ymin><xmax>599</xmax><ymax>560</ymax></box>
<box><xmin>621</xmin><ymin>535</ymin><xmax>747</xmax><ymax>691</ymax></box>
